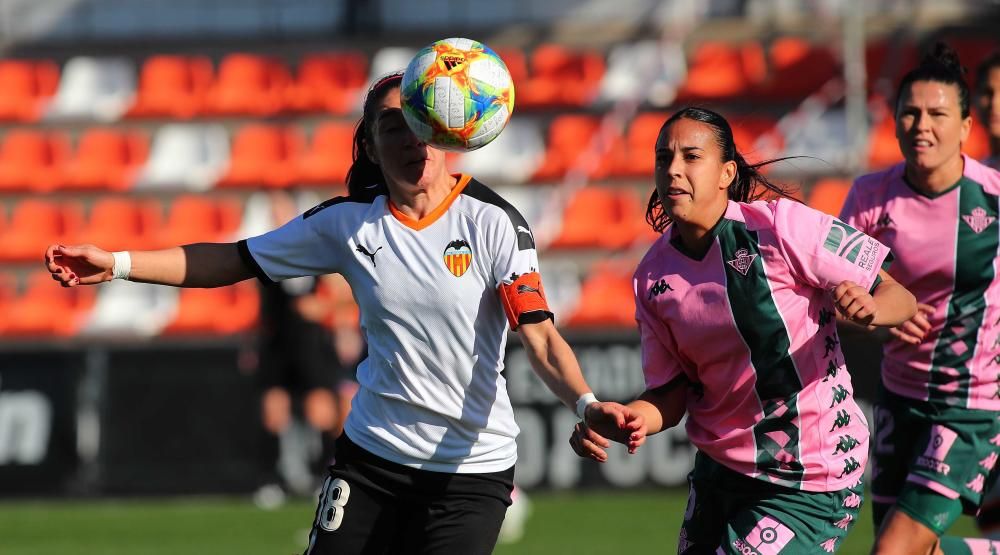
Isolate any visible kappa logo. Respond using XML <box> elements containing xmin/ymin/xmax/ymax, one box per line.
<box><xmin>726</xmin><ymin>248</ymin><xmax>758</xmax><ymax>276</ymax></box>
<box><xmin>963</xmin><ymin>206</ymin><xmax>996</xmax><ymax>234</ymax></box>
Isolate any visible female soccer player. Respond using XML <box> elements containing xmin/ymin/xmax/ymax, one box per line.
<box><xmin>44</xmin><ymin>71</ymin><xmax>642</xmax><ymax>555</ymax></box>
<box><xmin>570</xmin><ymin>106</ymin><xmax>917</xmax><ymax>554</ymax></box>
<box><xmin>839</xmin><ymin>44</ymin><xmax>1000</xmax><ymax>555</ymax></box>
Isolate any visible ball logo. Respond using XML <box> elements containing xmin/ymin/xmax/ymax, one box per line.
<box><xmin>439</xmin><ymin>54</ymin><xmax>466</xmax><ymax>72</ymax></box>
<box><xmin>443</xmin><ymin>239</ymin><xmax>473</xmax><ymax>277</ymax></box>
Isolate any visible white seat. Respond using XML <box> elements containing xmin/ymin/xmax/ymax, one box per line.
<box><xmin>45</xmin><ymin>56</ymin><xmax>136</xmax><ymax>121</ymax></box>
<box><xmin>368</xmin><ymin>47</ymin><xmax>416</xmax><ymax>81</ymax></box>
<box><xmin>133</xmin><ymin>124</ymin><xmax>230</xmax><ymax>191</ymax></box>
<box><xmin>81</xmin><ymin>280</ymin><xmax>178</xmax><ymax>337</ymax></box>
<box><xmin>458</xmin><ymin>120</ymin><xmax>545</xmax><ymax>184</ymax></box>
<box><xmin>598</xmin><ymin>40</ymin><xmax>686</xmax><ymax>107</ymax></box>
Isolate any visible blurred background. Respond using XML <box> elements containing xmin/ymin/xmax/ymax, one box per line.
<box><xmin>0</xmin><ymin>0</ymin><xmax>997</xmax><ymax>553</ymax></box>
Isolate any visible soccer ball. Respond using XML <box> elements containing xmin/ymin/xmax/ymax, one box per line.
<box><xmin>401</xmin><ymin>37</ymin><xmax>515</xmax><ymax>152</ymax></box>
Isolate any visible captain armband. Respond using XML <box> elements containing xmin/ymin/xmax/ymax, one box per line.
<box><xmin>497</xmin><ymin>271</ymin><xmax>554</xmax><ymax>331</ymax></box>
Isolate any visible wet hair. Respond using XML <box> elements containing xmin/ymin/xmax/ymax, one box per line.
<box><xmin>345</xmin><ymin>70</ymin><xmax>405</xmax><ymax>202</ymax></box>
<box><xmin>895</xmin><ymin>42</ymin><xmax>970</xmax><ymax>118</ymax></box>
<box><xmin>645</xmin><ymin>107</ymin><xmax>797</xmax><ymax>233</ymax></box>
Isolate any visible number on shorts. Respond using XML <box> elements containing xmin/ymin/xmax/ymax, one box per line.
<box><xmin>874</xmin><ymin>406</ymin><xmax>894</xmax><ymax>455</ymax></box>
<box><xmin>316</xmin><ymin>478</ymin><xmax>351</xmax><ymax>532</ymax></box>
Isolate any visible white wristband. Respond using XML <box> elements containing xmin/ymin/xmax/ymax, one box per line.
<box><xmin>575</xmin><ymin>392</ymin><xmax>599</xmax><ymax>421</ymax></box>
<box><xmin>111</xmin><ymin>251</ymin><xmax>132</xmax><ymax>280</ymax></box>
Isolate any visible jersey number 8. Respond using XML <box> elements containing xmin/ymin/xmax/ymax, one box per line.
<box><xmin>317</xmin><ymin>478</ymin><xmax>351</xmax><ymax>532</ymax></box>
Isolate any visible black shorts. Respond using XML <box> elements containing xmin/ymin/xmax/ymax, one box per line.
<box><xmin>257</xmin><ymin>318</ymin><xmax>345</xmax><ymax>393</ymax></box>
<box><xmin>303</xmin><ymin>434</ymin><xmax>514</xmax><ymax>555</ymax></box>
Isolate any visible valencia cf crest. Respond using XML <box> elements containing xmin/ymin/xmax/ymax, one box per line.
<box><xmin>726</xmin><ymin>248</ymin><xmax>758</xmax><ymax>276</ymax></box>
<box><xmin>443</xmin><ymin>239</ymin><xmax>473</xmax><ymax>277</ymax></box>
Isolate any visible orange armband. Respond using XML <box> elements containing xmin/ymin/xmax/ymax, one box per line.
<box><xmin>497</xmin><ymin>272</ymin><xmax>553</xmax><ymax>330</ymax></box>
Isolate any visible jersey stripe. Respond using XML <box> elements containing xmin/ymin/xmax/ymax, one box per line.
<box><xmin>929</xmin><ymin>177</ymin><xmax>999</xmax><ymax>405</ymax></box>
<box><xmin>718</xmin><ymin>221</ymin><xmax>805</xmax><ymax>487</ymax></box>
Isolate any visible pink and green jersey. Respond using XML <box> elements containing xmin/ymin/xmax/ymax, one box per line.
<box><xmin>635</xmin><ymin>199</ymin><xmax>891</xmax><ymax>492</ymax></box>
<box><xmin>840</xmin><ymin>155</ymin><xmax>1000</xmax><ymax>410</ymax></box>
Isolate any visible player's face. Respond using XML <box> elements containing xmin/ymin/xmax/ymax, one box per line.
<box><xmin>895</xmin><ymin>80</ymin><xmax>971</xmax><ymax>173</ymax></box>
<box><xmin>977</xmin><ymin>67</ymin><xmax>1000</xmax><ymax>140</ymax></box>
<box><xmin>367</xmin><ymin>87</ymin><xmax>448</xmax><ymax>190</ymax></box>
<box><xmin>654</xmin><ymin>118</ymin><xmax>736</xmax><ymax>226</ymax></box>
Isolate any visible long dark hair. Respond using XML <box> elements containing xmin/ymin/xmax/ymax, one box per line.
<box><xmin>645</xmin><ymin>107</ymin><xmax>797</xmax><ymax>233</ymax></box>
<box><xmin>345</xmin><ymin>70</ymin><xmax>405</xmax><ymax>202</ymax></box>
<box><xmin>895</xmin><ymin>42</ymin><xmax>970</xmax><ymax>118</ymax></box>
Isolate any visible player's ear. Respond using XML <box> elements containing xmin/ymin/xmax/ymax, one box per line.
<box><xmin>720</xmin><ymin>160</ymin><xmax>737</xmax><ymax>190</ymax></box>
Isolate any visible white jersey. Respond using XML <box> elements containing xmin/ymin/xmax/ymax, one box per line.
<box><xmin>239</xmin><ymin>174</ymin><xmax>541</xmax><ymax>473</ymax></box>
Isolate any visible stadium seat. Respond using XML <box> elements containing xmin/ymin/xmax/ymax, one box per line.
<box><xmin>0</xmin><ymin>129</ymin><xmax>71</xmax><ymax>192</ymax></box>
<box><xmin>75</xmin><ymin>197</ymin><xmax>163</xmax><ymax>252</ymax></box>
<box><xmin>162</xmin><ymin>281</ymin><xmax>259</xmax><ymax>335</ymax></box>
<box><xmin>0</xmin><ymin>272</ymin><xmax>15</xmax><ymax>336</ymax></box>
<box><xmin>518</xmin><ymin>44</ymin><xmax>605</xmax><ymax>108</ymax></box>
<box><xmin>2</xmin><ymin>271</ymin><xmax>96</xmax><ymax>337</ymax></box>
<box><xmin>752</xmin><ymin>38</ymin><xmax>839</xmax><ymax>101</ymax></box>
<box><xmin>458</xmin><ymin>119</ymin><xmax>545</xmax><ymax>184</ymax></box>
<box><xmin>866</xmin><ymin>39</ymin><xmax>917</xmax><ymax>96</ymax></box>
<box><xmin>492</xmin><ymin>48</ymin><xmax>529</xmax><ymax>91</ymax></box>
<box><xmin>0</xmin><ymin>59</ymin><xmax>59</xmax><ymax>122</ymax></box>
<box><xmin>729</xmin><ymin>115</ymin><xmax>784</xmax><ymax>161</ymax></box>
<box><xmin>133</xmin><ymin>124</ymin><xmax>230</xmax><ymax>191</ymax></box>
<box><xmin>868</xmin><ymin>116</ymin><xmax>904</xmax><ymax>169</ymax></box>
<box><xmin>618</xmin><ymin>112</ymin><xmax>668</xmax><ymax>177</ymax></box>
<box><xmin>81</xmin><ymin>280</ymin><xmax>179</xmax><ymax>337</ymax></box>
<box><xmin>675</xmin><ymin>41</ymin><xmax>755</xmax><ymax>101</ymax></box>
<box><xmin>63</xmin><ymin>127</ymin><xmax>149</xmax><ymax>191</ymax></box>
<box><xmin>296</xmin><ymin>121</ymin><xmax>354</xmax><ymax>185</ymax></box>
<box><xmin>204</xmin><ymin>53</ymin><xmax>291</xmax><ymax>116</ymax></box>
<box><xmin>966</xmin><ymin>117</ymin><xmax>990</xmax><ymax>160</ymax></box>
<box><xmin>532</xmin><ymin>114</ymin><xmax>600</xmax><ymax>182</ymax></box>
<box><xmin>127</xmin><ymin>55</ymin><xmax>213</xmax><ymax>118</ymax></box>
<box><xmin>45</xmin><ymin>56</ymin><xmax>136</xmax><ymax>121</ymax></box>
<box><xmin>548</xmin><ymin>187</ymin><xmax>621</xmax><ymax>249</ymax></box>
<box><xmin>150</xmin><ymin>195</ymin><xmax>242</xmax><ymax>248</ymax></box>
<box><xmin>286</xmin><ymin>52</ymin><xmax>369</xmax><ymax>114</ymax></box>
<box><xmin>218</xmin><ymin>124</ymin><xmax>304</xmax><ymax>189</ymax></box>
<box><xmin>597</xmin><ymin>40</ymin><xmax>686</xmax><ymax>108</ymax></box>
<box><xmin>0</xmin><ymin>199</ymin><xmax>84</xmax><ymax>261</ymax></box>
<box><xmin>565</xmin><ymin>262</ymin><xmax>636</xmax><ymax>328</ymax></box>
<box><xmin>807</xmin><ymin>178</ymin><xmax>852</xmax><ymax>217</ymax></box>
<box><xmin>368</xmin><ymin>47</ymin><xmax>416</xmax><ymax>82</ymax></box>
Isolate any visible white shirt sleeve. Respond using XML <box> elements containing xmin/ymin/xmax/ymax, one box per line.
<box><xmin>239</xmin><ymin>203</ymin><xmax>345</xmax><ymax>282</ymax></box>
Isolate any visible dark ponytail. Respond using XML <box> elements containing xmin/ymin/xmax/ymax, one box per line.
<box><xmin>895</xmin><ymin>41</ymin><xmax>970</xmax><ymax>118</ymax></box>
<box><xmin>345</xmin><ymin>71</ymin><xmax>405</xmax><ymax>202</ymax></box>
<box><xmin>645</xmin><ymin>107</ymin><xmax>798</xmax><ymax>233</ymax></box>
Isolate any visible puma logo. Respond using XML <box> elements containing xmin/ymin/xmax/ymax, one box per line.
<box><xmin>356</xmin><ymin>244</ymin><xmax>382</xmax><ymax>267</ymax></box>
<box><xmin>517</xmin><ymin>225</ymin><xmax>532</xmax><ymax>236</ymax></box>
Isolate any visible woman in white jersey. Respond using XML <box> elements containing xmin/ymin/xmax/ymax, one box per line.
<box><xmin>569</xmin><ymin>106</ymin><xmax>916</xmax><ymax>553</ymax></box>
<box><xmin>43</xmin><ymin>71</ymin><xmax>642</xmax><ymax>554</ymax></box>
<box><xmin>839</xmin><ymin>44</ymin><xmax>1000</xmax><ymax>555</ymax></box>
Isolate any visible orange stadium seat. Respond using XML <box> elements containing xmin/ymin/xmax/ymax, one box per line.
<box><xmin>518</xmin><ymin>44</ymin><xmax>605</xmax><ymax>108</ymax></box>
<box><xmin>493</xmin><ymin>47</ymin><xmax>529</xmax><ymax>91</ymax></box>
<box><xmin>967</xmin><ymin>117</ymin><xmax>990</xmax><ymax>160</ymax></box>
<box><xmin>0</xmin><ymin>59</ymin><xmax>59</xmax><ymax>122</ymax></box>
<box><xmin>218</xmin><ymin>124</ymin><xmax>304</xmax><ymax>189</ymax></box>
<box><xmin>676</xmin><ymin>41</ymin><xmax>756</xmax><ymax>101</ymax></box>
<box><xmin>127</xmin><ymin>55</ymin><xmax>213</xmax><ymax>118</ymax></box>
<box><xmin>162</xmin><ymin>281</ymin><xmax>259</xmax><ymax>335</ymax></box>
<box><xmin>3</xmin><ymin>272</ymin><xmax>95</xmax><ymax>337</ymax></box>
<box><xmin>297</xmin><ymin>121</ymin><xmax>354</xmax><ymax>185</ymax></box>
<box><xmin>752</xmin><ymin>38</ymin><xmax>839</xmax><ymax>101</ymax></box>
<box><xmin>63</xmin><ymin>128</ymin><xmax>149</xmax><ymax>191</ymax></box>
<box><xmin>565</xmin><ymin>262</ymin><xmax>636</xmax><ymax>328</ymax></box>
<box><xmin>150</xmin><ymin>195</ymin><xmax>242</xmax><ymax>248</ymax></box>
<box><xmin>866</xmin><ymin>40</ymin><xmax>917</xmax><ymax>95</ymax></box>
<box><xmin>75</xmin><ymin>197</ymin><xmax>163</xmax><ymax>252</ymax></box>
<box><xmin>286</xmin><ymin>52</ymin><xmax>369</xmax><ymax>114</ymax></box>
<box><xmin>548</xmin><ymin>187</ymin><xmax>621</xmax><ymax>249</ymax></box>
<box><xmin>0</xmin><ymin>129</ymin><xmax>71</xmax><ymax>192</ymax></box>
<box><xmin>204</xmin><ymin>53</ymin><xmax>292</xmax><ymax>116</ymax></box>
<box><xmin>0</xmin><ymin>272</ymin><xmax>15</xmax><ymax>336</ymax></box>
<box><xmin>0</xmin><ymin>199</ymin><xmax>84</xmax><ymax>261</ymax></box>
<box><xmin>532</xmin><ymin>114</ymin><xmax>600</xmax><ymax>182</ymax></box>
<box><xmin>868</xmin><ymin>116</ymin><xmax>904</xmax><ymax>169</ymax></box>
<box><xmin>619</xmin><ymin>112</ymin><xmax>667</xmax><ymax>177</ymax></box>
<box><xmin>807</xmin><ymin>178</ymin><xmax>852</xmax><ymax>217</ymax></box>
<box><xmin>729</xmin><ymin>115</ymin><xmax>784</xmax><ymax>161</ymax></box>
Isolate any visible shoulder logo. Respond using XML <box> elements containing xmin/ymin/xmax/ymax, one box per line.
<box><xmin>443</xmin><ymin>239</ymin><xmax>473</xmax><ymax>277</ymax></box>
<box><xmin>726</xmin><ymin>248</ymin><xmax>758</xmax><ymax>276</ymax></box>
<box><xmin>647</xmin><ymin>278</ymin><xmax>674</xmax><ymax>299</ymax></box>
<box><xmin>963</xmin><ymin>206</ymin><xmax>996</xmax><ymax>234</ymax></box>
<box><xmin>516</xmin><ymin>225</ymin><xmax>532</xmax><ymax>237</ymax></box>
<box><xmin>355</xmin><ymin>244</ymin><xmax>382</xmax><ymax>267</ymax></box>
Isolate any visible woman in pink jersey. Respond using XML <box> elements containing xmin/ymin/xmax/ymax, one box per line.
<box><xmin>840</xmin><ymin>44</ymin><xmax>1000</xmax><ymax>555</ymax></box>
<box><xmin>42</xmin><ymin>71</ymin><xmax>643</xmax><ymax>555</ymax></box>
<box><xmin>569</xmin><ymin>106</ymin><xmax>916</xmax><ymax>554</ymax></box>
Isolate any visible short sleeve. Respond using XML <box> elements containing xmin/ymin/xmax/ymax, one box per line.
<box><xmin>772</xmin><ymin>199</ymin><xmax>891</xmax><ymax>293</ymax></box>
<box><xmin>838</xmin><ymin>180</ymin><xmax>871</xmax><ymax>234</ymax></box>
<box><xmin>491</xmin><ymin>213</ymin><xmax>541</xmax><ymax>287</ymax></box>
<box><xmin>240</xmin><ymin>205</ymin><xmax>343</xmax><ymax>282</ymax></box>
<box><xmin>634</xmin><ymin>278</ymin><xmax>686</xmax><ymax>390</ymax></box>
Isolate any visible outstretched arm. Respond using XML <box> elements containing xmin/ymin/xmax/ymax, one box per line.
<box><xmin>45</xmin><ymin>242</ymin><xmax>254</xmax><ymax>288</ymax></box>
<box><xmin>833</xmin><ymin>269</ymin><xmax>916</xmax><ymax>328</ymax></box>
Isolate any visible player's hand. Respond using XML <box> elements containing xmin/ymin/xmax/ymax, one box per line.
<box><xmin>888</xmin><ymin>303</ymin><xmax>934</xmax><ymax>345</ymax></box>
<box><xmin>833</xmin><ymin>280</ymin><xmax>878</xmax><ymax>326</ymax></box>
<box><xmin>44</xmin><ymin>244</ymin><xmax>114</xmax><ymax>287</ymax></box>
<box><xmin>569</xmin><ymin>421</ymin><xmax>613</xmax><ymax>462</ymax></box>
<box><xmin>572</xmin><ymin>402</ymin><xmax>646</xmax><ymax>458</ymax></box>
